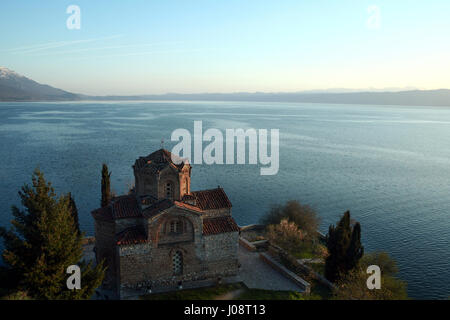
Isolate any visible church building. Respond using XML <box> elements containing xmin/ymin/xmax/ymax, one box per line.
<box><xmin>91</xmin><ymin>149</ymin><xmax>240</xmax><ymax>298</ymax></box>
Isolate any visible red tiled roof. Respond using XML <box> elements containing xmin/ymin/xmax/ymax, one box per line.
<box><xmin>202</xmin><ymin>216</ymin><xmax>240</xmax><ymax>235</ymax></box>
<box><xmin>91</xmin><ymin>205</ymin><xmax>113</xmax><ymax>221</ymax></box>
<box><xmin>116</xmin><ymin>226</ymin><xmax>148</xmax><ymax>246</ymax></box>
<box><xmin>91</xmin><ymin>195</ymin><xmax>142</xmax><ymax>220</ymax></box>
<box><xmin>174</xmin><ymin>201</ymin><xmax>204</xmax><ymax>213</ymax></box>
<box><xmin>140</xmin><ymin>195</ymin><xmax>158</xmax><ymax>206</ymax></box>
<box><xmin>92</xmin><ymin>186</ymin><xmax>231</xmax><ymax>222</ymax></box>
<box><xmin>142</xmin><ymin>198</ymin><xmax>173</xmax><ymax>218</ymax></box>
<box><xmin>112</xmin><ymin>195</ymin><xmax>141</xmax><ymax>219</ymax></box>
<box><xmin>192</xmin><ymin>187</ymin><xmax>232</xmax><ymax>210</ymax></box>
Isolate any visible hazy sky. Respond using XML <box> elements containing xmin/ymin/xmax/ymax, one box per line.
<box><xmin>1</xmin><ymin>0</ymin><xmax>449</xmax><ymax>95</ymax></box>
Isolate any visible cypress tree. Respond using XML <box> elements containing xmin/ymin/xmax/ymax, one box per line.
<box><xmin>101</xmin><ymin>164</ymin><xmax>111</xmax><ymax>208</ymax></box>
<box><xmin>325</xmin><ymin>211</ymin><xmax>363</xmax><ymax>282</ymax></box>
<box><xmin>0</xmin><ymin>169</ymin><xmax>105</xmax><ymax>299</ymax></box>
<box><xmin>325</xmin><ymin>224</ymin><xmax>339</xmax><ymax>282</ymax></box>
<box><xmin>67</xmin><ymin>192</ymin><xmax>81</xmax><ymax>235</ymax></box>
<box><xmin>346</xmin><ymin>222</ymin><xmax>364</xmax><ymax>271</ymax></box>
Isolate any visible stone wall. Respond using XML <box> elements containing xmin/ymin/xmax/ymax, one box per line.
<box><xmin>118</xmin><ymin>243</ymin><xmax>152</xmax><ymax>284</ymax></box>
<box><xmin>158</xmin><ymin>168</ymin><xmax>180</xmax><ymax>200</ymax></box>
<box><xmin>119</xmin><ymin>208</ymin><xmax>203</xmax><ymax>293</ymax></box>
<box><xmin>147</xmin><ymin>207</ymin><xmax>203</xmax><ymax>245</ymax></box>
<box><xmin>157</xmin><ymin>215</ymin><xmax>195</xmax><ymax>245</ymax></box>
<box><xmin>118</xmin><ymin>240</ymin><xmax>207</xmax><ymax>295</ymax></box>
<box><xmin>259</xmin><ymin>252</ymin><xmax>311</xmax><ymax>294</ymax></box>
<box><xmin>134</xmin><ymin>170</ymin><xmax>158</xmax><ymax>198</ymax></box>
<box><xmin>268</xmin><ymin>243</ymin><xmax>335</xmax><ymax>290</ymax></box>
<box><xmin>94</xmin><ymin>218</ymin><xmax>117</xmax><ymax>289</ymax></box>
<box><xmin>203</xmin><ymin>232</ymin><xmax>239</xmax><ymax>262</ymax></box>
<box><xmin>203</xmin><ymin>232</ymin><xmax>239</xmax><ymax>277</ymax></box>
<box><xmin>134</xmin><ymin>160</ymin><xmax>191</xmax><ymax>201</ymax></box>
<box><xmin>117</xmin><ymin>228</ymin><xmax>239</xmax><ymax>297</ymax></box>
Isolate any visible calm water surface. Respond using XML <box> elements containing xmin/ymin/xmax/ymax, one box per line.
<box><xmin>0</xmin><ymin>101</ymin><xmax>449</xmax><ymax>299</ymax></box>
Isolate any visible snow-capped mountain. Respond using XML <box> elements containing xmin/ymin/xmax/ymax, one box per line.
<box><xmin>0</xmin><ymin>67</ymin><xmax>79</xmax><ymax>101</ymax></box>
<box><xmin>0</xmin><ymin>67</ymin><xmax>23</xmax><ymax>79</ymax></box>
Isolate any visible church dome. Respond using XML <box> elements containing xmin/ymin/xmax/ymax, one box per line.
<box><xmin>133</xmin><ymin>149</ymin><xmax>189</xmax><ymax>173</ymax></box>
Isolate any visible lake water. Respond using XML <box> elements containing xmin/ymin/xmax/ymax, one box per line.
<box><xmin>0</xmin><ymin>101</ymin><xmax>449</xmax><ymax>299</ymax></box>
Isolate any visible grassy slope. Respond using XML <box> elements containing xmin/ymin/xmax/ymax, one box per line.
<box><xmin>140</xmin><ymin>282</ymin><xmax>317</xmax><ymax>300</ymax></box>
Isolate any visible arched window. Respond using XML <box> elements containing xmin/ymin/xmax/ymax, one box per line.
<box><xmin>176</xmin><ymin>220</ymin><xmax>183</xmax><ymax>233</ymax></box>
<box><xmin>166</xmin><ymin>181</ymin><xmax>173</xmax><ymax>199</ymax></box>
<box><xmin>172</xmin><ymin>251</ymin><xmax>183</xmax><ymax>275</ymax></box>
<box><xmin>169</xmin><ymin>220</ymin><xmax>183</xmax><ymax>234</ymax></box>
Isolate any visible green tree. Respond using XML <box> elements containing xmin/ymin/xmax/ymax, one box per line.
<box><xmin>346</xmin><ymin>222</ymin><xmax>364</xmax><ymax>271</ymax></box>
<box><xmin>261</xmin><ymin>200</ymin><xmax>321</xmax><ymax>241</ymax></box>
<box><xmin>0</xmin><ymin>169</ymin><xmax>105</xmax><ymax>299</ymax></box>
<box><xmin>101</xmin><ymin>163</ymin><xmax>111</xmax><ymax>208</ymax></box>
<box><xmin>361</xmin><ymin>251</ymin><xmax>399</xmax><ymax>277</ymax></box>
<box><xmin>67</xmin><ymin>192</ymin><xmax>80</xmax><ymax>235</ymax></box>
<box><xmin>325</xmin><ymin>211</ymin><xmax>364</xmax><ymax>282</ymax></box>
<box><xmin>333</xmin><ymin>251</ymin><xmax>408</xmax><ymax>300</ymax></box>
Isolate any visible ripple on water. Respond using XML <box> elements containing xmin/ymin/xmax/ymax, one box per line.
<box><xmin>0</xmin><ymin>101</ymin><xmax>450</xmax><ymax>299</ymax></box>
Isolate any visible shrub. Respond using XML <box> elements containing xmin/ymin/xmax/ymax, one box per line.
<box><xmin>266</xmin><ymin>219</ymin><xmax>305</xmax><ymax>253</ymax></box>
<box><xmin>261</xmin><ymin>200</ymin><xmax>320</xmax><ymax>241</ymax></box>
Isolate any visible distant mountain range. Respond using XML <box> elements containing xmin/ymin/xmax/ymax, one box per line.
<box><xmin>0</xmin><ymin>67</ymin><xmax>79</xmax><ymax>101</ymax></box>
<box><xmin>1</xmin><ymin>67</ymin><xmax>450</xmax><ymax>107</ymax></box>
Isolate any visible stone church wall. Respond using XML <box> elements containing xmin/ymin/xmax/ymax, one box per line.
<box><xmin>158</xmin><ymin>168</ymin><xmax>180</xmax><ymax>200</ymax></box>
<box><xmin>134</xmin><ymin>171</ymin><xmax>158</xmax><ymax>198</ymax></box>
<box><xmin>117</xmin><ymin>231</ymin><xmax>239</xmax><ymax>295</ymax></box>
<box><xmin>95</xmin><ymin>219</ymin><xmax>117</xmax><ymax>289</ymax></box>
<box><xmin>118</xmin><ymin>241</ymin><xmax>206</xmax><ymax>291</ymax></box>
<box><xmin>203</xmin><ymin>231</ymin><xmax>239</xmax><ymax>277</ymax></box>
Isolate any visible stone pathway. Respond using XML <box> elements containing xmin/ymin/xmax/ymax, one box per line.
<box><xmin>237</xmin><ymin>245</ymin><xmax>305</xmax><ymax>292</ymax></box>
